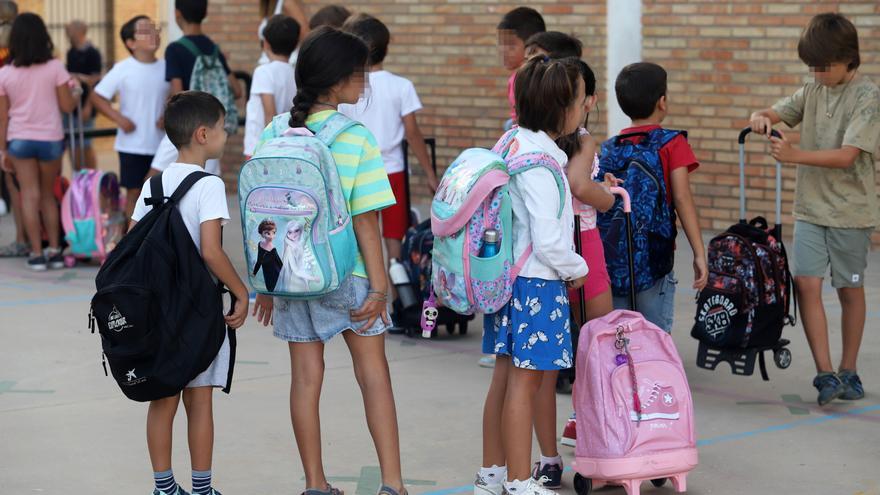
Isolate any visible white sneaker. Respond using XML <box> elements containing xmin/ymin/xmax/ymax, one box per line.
<box><xmin>505</xmin><ymin>477</ymin><xmax>558</xmax><ymax>495</ymax></box>
<box><xmin>474</xmin><ymin>473</ymin><xmax>504</xmax><ymax>495</ymax></box>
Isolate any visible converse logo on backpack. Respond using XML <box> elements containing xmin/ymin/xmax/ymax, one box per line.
<box><xmin>107</xmin><ymin>306</ymin><xmax>131</xmax><ymax>332</ymax></box>
<box><xmin>697</xmin><ymin>294</ymin><xmax>738</xmax><ymax>340</ymax></box>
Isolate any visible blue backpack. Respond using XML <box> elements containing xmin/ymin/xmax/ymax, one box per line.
<box><xmin>239</xmin><ymin>112</ymin><xmax>358</xmax><ymax>298</ymax></box>
<box><xmin>596</xmin><ymin>128</ymin><xmax>684</xmax><ymax>297</ymax></box>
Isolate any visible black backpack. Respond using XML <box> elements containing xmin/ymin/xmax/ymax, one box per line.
<box><xmin>90</xmin><ymin>172</ymin><xmax>229</xmax><ymax>402</ymax></box>
<box><xmin>691</xmin><ymin>218</ymin><xmax>796</xmax><ymax>349</ymax></box>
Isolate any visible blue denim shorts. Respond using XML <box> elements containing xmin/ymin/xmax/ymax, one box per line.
<box><xmin>613</xmin><ymin>272</ymin><xmax>678</xmax><ymax>333</ymax></box>
<box><xmin>273</xmin><ymin>275</ymin><xmax>389</xmax><ymax>343</ymax></box>
<box><xmin>7</xmin><ymin>139</ymin><xmax>65</xmax><ymax>161</ymax></box>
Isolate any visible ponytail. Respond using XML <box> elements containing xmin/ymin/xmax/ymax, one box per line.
<box><xmin>288</xmin><ymin>26</ymin><xmax>368</xmax><ymax>128</ymax></box>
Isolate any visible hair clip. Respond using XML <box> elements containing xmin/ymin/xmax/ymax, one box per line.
<box><xmin>541</xmin><ymin>55</ymin><xmax>551</xmax><ymax>63</ymax></box>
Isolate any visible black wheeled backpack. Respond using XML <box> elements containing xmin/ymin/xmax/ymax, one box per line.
<box><xmin>89</xmin><ymin>172</ymin><xmax>230</xmax><ymax>401</ymax></box>
<box><xmin>691</xmin><ymin>128</ymin><xmax>796</xmax><ymax>380</ymax></box>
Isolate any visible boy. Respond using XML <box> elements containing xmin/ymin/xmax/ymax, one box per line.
<box><xmin>93</xmin><ymin>15</ymin><xmax>169</xmax><ymax>217</ymax></box>
<box><xmin>150</xmin><ymin>0</ymin><xmax>243</xmax><ymax>177</ymax></box>
<box><xmin>524</xmin><ymin>31</ymin><xmax>582</xmax><ymax>60</ymax></box>
<box><xmin>131</xmin><ymin>91</ymin><xmax>249</xmax><ymax>495</ymax></box>
<box><xmin>611</xmin><ymin>62</ymin><xmax>708</xmax><ymax>331</ymax></box>
<box><xmin>749</xmin><ymin>13</ymin><xmax>879</xmax><ymax>406</ymax></box>
<box><xmin>496</xmin><ymin>7</ymin><xmax>545</xmax><ymax>125</ymax></box>
<box><xmin>65</xmin><ymin>20</ymin><xmax>102</xmax><ymax>170</ymax></box>
<box><xmin>244</xmin><ymin>14</ymin><xmax>298</xmax><ymax>158</ymax></box>
<box><xmin>339</xmin><ymin>13</ymin><xmax>438</xmax><ymax>263</ymax></box>
<box><xmin>308</xmin><ymin>4</ymin><xmax>350</xmax><ymax>29</ymax></box>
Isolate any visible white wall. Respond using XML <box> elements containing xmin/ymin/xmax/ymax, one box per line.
<box><xmin>606</xmin><ymin>0</ymin><xmax>642</xmax><ymax>136</ymax></box>
<box><xmin>166</xmin><ymin>0</ymin><xmax>182</xmax><ymax>42</ymax></box>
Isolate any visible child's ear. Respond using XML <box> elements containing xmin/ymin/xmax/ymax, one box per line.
<box><xmin>658</xmin><ymin>95</ymin><xmax>668</xmax><ymax>113</ymax></box>
<box><xmin>194</xmin><ymin>126</ymin><xmax>208</xmax><ymax>144</ymax></box>
<box><xmin>586</xmin><ymin>94</ymin><xmax>598</xmax><ymax>112</ymax></box>
<box><xmin>124</xmin><ymin>38</ymin><xmax>137</xmax><ymax>52</ymax></box>
<box><xmin>261</xmin><ymin>38</ymin><xmax>271</xmax><ymax>53</ymax></box>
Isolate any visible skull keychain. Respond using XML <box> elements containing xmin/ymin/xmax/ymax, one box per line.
<box><xmin>421</xmin><ymin>292</ymin><xmax>439</xmax><ymax>338</ymax></box>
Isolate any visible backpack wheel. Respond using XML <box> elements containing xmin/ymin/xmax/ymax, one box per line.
<box><xmin>651</xmin><ymin>478</ymin><xmax>668</xmax><ymax>488</ymax></box>
<box><xmin>573</xmin><ymin>474</ymin><xmax>591</xmax><ymax>495</ymax></box>
<box><xmin>459</xmin><ymin>322</ymin><xmax>468</xmax><ymax>335</ymax></box>
<box><xmin>64</xmin><ymin>255</ymin><xmax>77</xmax><ymax>268</ymax></box>
<box><xmin>446</xmin><ymin>324</ymin><xmax>456</xmax><ymax>335</ymax></box>
<box><xmin>774</xmin><ymin>348</ymin><xmax>792</xmax><ymax>369</ymax></box>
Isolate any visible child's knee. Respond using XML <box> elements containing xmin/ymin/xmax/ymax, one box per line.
<box><xmin>837</xmin><ymin>286</ymin><xmax>865</xmax><ymax>306</ymax></box>
<box><xmin>182</xmin><ymin>387</ymin><xmax>213</xmax><ymax>411</ymax></box>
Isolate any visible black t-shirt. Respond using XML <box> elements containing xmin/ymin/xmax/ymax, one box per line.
<box><xmin>165</xmin><ymin>35</ymin><xmax>231</xmax><ymax>90</ymax></box>
<box><xmin>66</xmin><ymin>43</ymin><xmax>102</xmax><ymax>116</ymax></box>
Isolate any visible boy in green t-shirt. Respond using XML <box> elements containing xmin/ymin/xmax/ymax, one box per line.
<box><xmin>750</xmin><ymin>13</ymin><xmax>880</xmax><ymax>406</ymax></box>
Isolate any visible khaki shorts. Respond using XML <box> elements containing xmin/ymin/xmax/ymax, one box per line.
<box><xmin>792</xmin><ymin>220</ymin><xmax>873</xmax><ymax>288</ymax></box>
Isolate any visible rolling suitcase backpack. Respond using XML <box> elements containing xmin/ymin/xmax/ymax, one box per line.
<box><xmin>573</xmin><ymin>188</ymin><xmax>697</xmax><ymax>495</ymax></box>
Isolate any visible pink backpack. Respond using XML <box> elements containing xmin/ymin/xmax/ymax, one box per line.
<box><xmin>572</xmin><ymin>310</ymin><xmax>698</xmax><ymax>495</ymax></box>
<box><xmin>61</xmin><ymin>170</ymin><xmax>125</xmax><ymax>262</ymax></box>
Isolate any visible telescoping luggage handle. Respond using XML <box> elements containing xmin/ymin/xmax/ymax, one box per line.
<box><xmin>609</xmin><ymin>186</ymin><xmax>636</xmax><ymax>312</ymax></box>
<box><xmin>66</xmin><ymin>80</ymin><xmax>86</xmax><ymax>171</ymax></box>
<box><xmin>737</xmin><ymin>127</ymin><xmax>783</xmax><ymax>226</ymax></box>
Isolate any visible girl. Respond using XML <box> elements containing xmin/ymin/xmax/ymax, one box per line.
<box><xmin>0</xmin><ymin>13</ymin><xmax>78</xmax><ymax>271</ymax></box>
<box><xmin>250</xmin><ymin>27</ymin><xmax>407</xmax><ymax>495</ymax></box>
<box><xmin>253</xmin><ymin>219</ymin><xmax>282</xmax><ymax>292</ymax></box>
<box><xmin>476</xmin><ymin>56</ymin><xmax>589</xmax><ymax>495</ymax></box>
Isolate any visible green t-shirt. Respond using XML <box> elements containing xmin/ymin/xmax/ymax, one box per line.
<box><xmin>772</xmin><ymin>76</ymin><xmax>880</xmax><ymax>228</ymax></box>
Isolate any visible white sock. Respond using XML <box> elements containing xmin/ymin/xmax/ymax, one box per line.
<box><xmin>504</xmin><ymin>479</ymin><xmax>531</xmax><ymax>494</ymax></box>
<box><xmin>479</xmin><ymin>465</ymin><xmax>507</xmax><ymax>485</ymax></box>
<box><xmin>540</xmin><ymin>455</ymin><xmax>562</xmax><ymax>469</ymax></box>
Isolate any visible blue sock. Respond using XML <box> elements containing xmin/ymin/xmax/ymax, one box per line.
<box><xmin>192</xmin><ymin>470</ymin><xmax>212</xmax><ymax>494</ymax></box>
<box><xmin>154</xmin><ymin>469</ymin><xmax>176</xmax><ymax>494</ymax></box>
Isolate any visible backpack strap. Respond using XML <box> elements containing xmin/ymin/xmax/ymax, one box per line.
<box><xmin>169</xmin><ymin>171</ymin><xmax>213</xmax><ymax>204</ymax></box>
<box><xmin>314</xmin><ymin>112</ymin><xmax>358</xmax><ymax>147</ymax></box>
<box><xmin>144</xmin><ymin>173</ymin><xmax>165</xmax><ymax>210</ymax></box>
<box><xmin>175</xmin><ymin>37</ymin><xmax>204</xmax><ymax>58</ymax></box>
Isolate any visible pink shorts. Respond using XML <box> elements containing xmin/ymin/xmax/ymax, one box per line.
<box><xmin>568</xmin><ymin>228</ymin><xmax>610</xmax><ymax>303</ymax></box>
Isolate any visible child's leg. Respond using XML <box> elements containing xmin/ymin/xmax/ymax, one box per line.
<box><xmin>585</xmin><ymin>289</ymin><xmax>614</xmax><ymax>321</ymax></box>
<box><xmin>838</xmin><ymin>286</ymin><xmax>866</xmax><ymax>371</ymax></box>
<box><xmin>36</xmin><ymin>157</ymin><xmax>62</xmax><ymax>249</ymax></box>
<box><xmin>796</xmin><ymin>276</ymin><xmax>833</xmax><ymax>372</ymax></box>
<box><xmin>147</xmin><ymin>393</ymin><xmax>182</xmax><ymax>472</ymax></box>
<box><xmin>502</xmin><ymin>366</ymin><xmax>543</xmax><ymax>482</ymax></box>
<box><xmin>343</xmin><ymin>331</ymin><xmax>405</xmax><ymax>491</ymax></box>
<box><xmin>9</xmin><ymin>156</ymin><xmax>43</xmax><ymax>253</ymax></box>
<box><xmin>182</xmin><ymin>387</ymin><xmax>214</xmax><ymax>471</ymax></box>
<box><xmin>483</xmin><ymin>355</ymin><xmax>510</xmax><ymax>468</ymax></box>
<box><xmin>289</xmin><ymin>341</ymin><xmax>329</xmax><ymax>490</ymax></box>
<box><xmin>533</xmin><ymin>371</ymin><xmax>559</xmax><ymax>459</ymax></box>
<box><xmin>5</xmin><ymin>172</ymin><xmax>26</xmax><ymax>244</ymax></box>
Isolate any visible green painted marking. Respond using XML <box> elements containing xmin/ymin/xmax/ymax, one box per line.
<box><xmin>56</xmin><ymin>272</ymin><xmax>78</xmax><ymax>283</ymax></box>
<box><xmin>737</xmin><ymin>394</ymin><xmax>811</xmax><ymax>415</ymax></box>
<box><xmin>236</xmin><ymin>360</ymin><xmax>270</xmax><ymax>365</ymax></box>
<box><xmin>315</xmin><ymin>466</ymin><xmax>436</xmax><ymax>494</ymax></box>
<box><xmin>0</xmin><ymin>380</ymin><xmax>55</xmax><ymax>394</ymax></box>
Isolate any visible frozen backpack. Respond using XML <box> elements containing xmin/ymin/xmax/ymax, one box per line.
<box><xmin>572</xmin><ymin>310</ymin><xmax>697</xmax><ymax>495</ymax></box>
<box><xmin>61</xmin><ymin>169</ymin><xmax>126</xmax><ymax>261</ymax></box>
<box><xmin>239</xmin><ymin>112</ymin><xmax>358</xmax><ymax>299</ymax></box>
<box><xmin>430</xmin><ymin>129</ymin><xmax>566</xmax><ymax>315</ymax></box>
<box><xmin>176</xmin><ymin>37</ymin><xmax>239</xmax><ymax>134</ymax></box>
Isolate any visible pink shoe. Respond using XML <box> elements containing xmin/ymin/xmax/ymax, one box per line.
<box><xmin>631</xmin><ymin>382</ymin><xmax>680</xmax><ymax>422</ymax></box>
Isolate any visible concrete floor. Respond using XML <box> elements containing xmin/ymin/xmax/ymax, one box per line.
<box><xmin>0</xmin><ymin>199</ymin><xmax>878</xmax><ymax>495</ymax></box>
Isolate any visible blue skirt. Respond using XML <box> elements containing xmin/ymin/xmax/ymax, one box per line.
<box><xmin>482</xmin><ymin>277</ymin><xmax>573</xmax><ymax>370</ymax></box>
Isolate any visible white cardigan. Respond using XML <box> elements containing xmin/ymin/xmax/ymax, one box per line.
<box><xmin>508</xmin><ymin>128</ymin><xmax>588</xmax><ymax>282</ymax></box>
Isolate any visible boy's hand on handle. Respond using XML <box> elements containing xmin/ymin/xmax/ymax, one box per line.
<box><xmin>749</xmin><ymin>112</ymin><xmax>774</xmax><ymax>137</ymax></box>
<box><xmin>769</xmin><ymin>131</ymin><xmax>796</xmax><ymax>163</ymax></box>
<box><xmin>252</xmin><ymin>293</ymin><xmax>274</xmax><ymax>326</ymax></box>
<box><xmin>350</xmin><ymin>291</ymin><xmax>390</xmax><ymax>335</ymax></box>
<box><xmin>693</xmin><ymin>255</ymin><xmax>708</xmax><ymax>290</ymax></box>
<box><xmin>567</xmin><ymin>275</ymin><xmax>587</xmax><ymax>291</ymax></box>
<box><xmin>225</xmin><ymin>291</ymin><xmax>249</xmax><ymax>329</ymax></box>
<box><xmin>602</xmin><ymin>173</ymin><xmax>623</xmax><ymax>191</ymax></box>
<box><xmin>118</xmin><ymin>117</ymin><xmax>136</xmax><ymax>134</ymax></box>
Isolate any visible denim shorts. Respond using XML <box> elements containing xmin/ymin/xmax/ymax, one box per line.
<box><xmin>613</xmin><ymin>272</ymin><xmax>678</xmax><ymax>333</ymax></box>
<box><xmin>273</xmin><ymin>275</ymin><xmax>389</xmax><ymax>343</ymax></box>
<box><xmin>7</xmin><ymin>139</ymin><xmax>65</xmax><ymax>161</ymax></box>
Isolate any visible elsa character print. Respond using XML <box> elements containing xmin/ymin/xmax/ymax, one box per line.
<box><xmin>276</xmin><ymin>220</ymin><xmax>321</xmax><ymax>292</ymax></box>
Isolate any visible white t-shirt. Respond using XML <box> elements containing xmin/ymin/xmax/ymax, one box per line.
<box><xmin>131</xmin><ymin>162</ymin><xmax>230</xmax><ymax>251</ymax></box>
<box><xmin>150</xmin><ymin>135</ymin><xmax>221</xmax><ymax>176</ymax></box>
<box><xmin>244</xmin><ymin>60</ymin><xmax>297</xmax><ymax>156</ymax></box>
<box><xmin>338</xmin><ymin>70</ymin><xmax>422</xmax><ymax>174</ymax></box>
<box><xmin>93</xmin><ymin>58</ymin><xmax>169</xmax><ymax>155</ymax></box>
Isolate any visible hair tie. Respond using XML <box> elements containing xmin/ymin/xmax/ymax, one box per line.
<box><xmin>541</xmin><ymin>55</ymin><xmax>551</xmax><ymax>63</ymax></box>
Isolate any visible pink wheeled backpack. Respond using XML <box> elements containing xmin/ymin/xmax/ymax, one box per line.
<box><xmin>572</xmin><ymin>189</ymin><xmax>697</xmax><ymax>495</ymax></box>
<box><xmin>60</xmin><ymin>169</ymin><xmax>126</xmax><ymax>265</ymax></box>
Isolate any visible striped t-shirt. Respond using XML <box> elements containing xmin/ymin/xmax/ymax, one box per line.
<box><xmin>256</xmin><ymin>110</ymin><xmax>395</xmax><ymax>277</ymax></box>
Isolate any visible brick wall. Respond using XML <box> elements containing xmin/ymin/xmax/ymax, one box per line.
<box><xmin>195</xmin><ymin>1</ymin><xmax>880</xmax><ymax>244</ymax></box>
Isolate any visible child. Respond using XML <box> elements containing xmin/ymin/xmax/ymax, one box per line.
<box><xmin>244</xmin><ymin>14</ymin><xmax>298</xmax><ymax>158</ymax></box>
<box><xmin>93</xmin><ymin>15</ymin><xmax>169</xmax><ymax>218</ymax></box>
<box><xmin>609</xmin><ymin>62</ymin><xmax>708</xmax><ymax>332</ymax></box>
<box><xmin>524</xmin><ymin>31</ymin><xmax>583</xmax><ymax>60</ymax></box>
<box><xmin>150</xmin><ymin>0</ymin><xmax>243</xmax><ymax>177</ymax></box>
<box><xmin>130</xmin><ymin>91</ymin><xmax>249</xmax><ymax>495</ymax></box>
<box><xmin>749</xmin><ymin>13</ymin><xmax>879</xmax><ymax>406</ymax></box>
<box><xmin>257</xmin><ymin>0</ymin><xmax>308</xmax><ymax>65</ymax></box>
<box><xmin>0</xmin><ymin>13</ymin><xmax>78</xmax><ymax>270</ymax></box>
<box><xmin>338</xmin><ymin>13</ymin><xmax>439</xmax><ymax>263</ymax></box>
<box><xmin>249</xmin><ymin>27</ymin><xmax>407</xmax><ymax>495</ymax></box>
<box><xmin>308</xmin><ymin>4</ymin><xmax>350</xmax><ymax>30</ymax></box>
<box><xmin>476</xmin><ymin>56</ymin><xmax>588</xmax><ymax>495</ymax></box>
<box><xmin>496</xmin><ymin>7</ymin><xmax>545</xmax><ymax>125</ymax></box>
<box><xmin>64</xmin><ymin>20</ymin><xmax>102</xmax><ymax>170</ymax></box>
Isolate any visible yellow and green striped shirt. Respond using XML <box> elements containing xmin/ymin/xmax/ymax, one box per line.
<box><xmin>257</xmin><ymin>110</ymin><xmax>395</xmax><ymax>277</ymax></box>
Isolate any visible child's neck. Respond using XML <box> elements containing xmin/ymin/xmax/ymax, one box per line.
<box><xmin>180</xmin><ymin>22</ymin><xmax>203</xmax><ymax>36</ymax></box>
<box><xmin>266</xmin><ymin>52</ymin><xmax>290</xmax><ymax>63</ymax></box>
<box><xmin>132</xmin><ymin>50</ymin><xmax>158</xmax><ymax>63</ymax></box>
<box><xmin>369</xmin><ymin>64</ymin><xmax>383</xmax><ymax>72</ymax></box>
<box><xmin>176</xmin><ymin>147</ymin><xmax>210</xmax><ymax>168</ymax></box>
<box><xmin>630</xmin><ymin>113</ymin><xmax>664</xmax><ymax>128</ymax></box>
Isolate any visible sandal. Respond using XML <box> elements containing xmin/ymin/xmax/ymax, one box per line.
<box><xmin>0</xmin><ymin>241</ymin><xmax>29</xmax><ymax>257</ymax></box>
<box><xmin>303</xmin><ymin>484</ymin><xmax>344</xmax><ymax>495</ymax></box>
<box><xmin>378</xmin><ymin>485</ymin><xmax>408</xmax><ymax>495</ymax></box>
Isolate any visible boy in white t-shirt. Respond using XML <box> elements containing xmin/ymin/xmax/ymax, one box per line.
<box><xmin>339</xmin><ymin>13</ymin><xmax>439</xmax><ymax>261</ymax></box>
<box><xmin>93</xmin><ymin>15</ymin><xmax>169</xmax><ymax>217</ymax></box>
<box><xmin>131</xmin><ymin>91</ymin><xmax>248</xmax><ymax>495</ymax></box>
<box><xmin>244</xmin><ymin>14</ymin><xmax>299</xmax><ymax>157</ymax></box>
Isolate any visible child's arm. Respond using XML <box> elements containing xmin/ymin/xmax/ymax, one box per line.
<box><xmin>769</xmin><ymin>132</ymin><xmax>861</xmax><ymax>168</ymax></box>
<box><xmin>402</xmin><ymin>113</ymin><xmax>439</xmax><ymax>192</ymax></box>
<box><xmin>56</xmin><ymin>82</ymin><xmax>78</xmax><ymax>113</ymax></box>
<box><xmin>349</xmin><ymin>211</ymin><xmax>391</xmax><ymax>333</ymax></box>
<box><xmin>169</xmin><ymin>78</ymin><xmax>184</xmax><ymax>96</ymax></box>
<box><xmin>260</xmin><ymin>94</ymin><xmax>277</xmax><ymax>127</ymax></box>
<box><xmin>566</xmin><ymin>133</ymin><xmax>616</xmax><ymax>212</ymax></box>
<box><xmin>0</xmin><ymin>95</ymin><xmax>9</xmax><ymax>172</ymax></box>
<box><xmin>90</xmin><ymin>92</ymin><xmax>136</xmax><ymax>133</ymax></box>
<box><xmin>284</xmin><ymin>0</ymin><xmax>310</xmax><ymax>41</ymax></box>
<box><xmin>227</xmin><ymin>73</ymin><xmax>243</xmax><ymax>100</ymax></box>
<box><xmin>200</xmin><ymin>219</ymin><xmax>249</xmax><ymax>329</ymax></box>
<box><xmin>670</xmin><ymin>167</ymin><xmax>708</xmax><ymax>290</ymax></box>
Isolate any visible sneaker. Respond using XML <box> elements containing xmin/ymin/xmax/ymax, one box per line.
<box><xmin>632</xmin><ymin>382</ymin><xmax>680</xmax><ymax>421</ymax></box>
<box><xmin>560</xmin><ymin>416</ymin><xmax>576</xmax><ymax>447</ymax></box>
<box><xmin>813</xmin><ymin>372</ymin><xmax>845</xmax><ymax>406</ymax></box>
<box><xmin>378</xmin><ymin>485</ymin><xmax>408</xmax><ymax>495</ymax></box>
<box><xmin>303</xmin><ymin>484</ymin><xmax>344</xmax><ymax>495</ymax></box>
<box><xmin>152</xmin><ymin>485</ymin><xmax>190</xmax><ymax>495</ymax></box>
<box><xmin>479</xmin><ymin>355</ymin><xmax>497</xmax><ymax>368</ymax></box>
<box><xmin>474</xmin><ymin>473</ymin><xmax>504</xmax><ymax>495</ymax></box>
<box><xmin>45</xmin><ymin>248</ymin><xmax>65</xmax><ymax>269</ymax></box>
<box><xmin>0</xmin><ymin>241</ymin><xmax>29</xmax><ymax>257</ymax></box>
<box><xmin>505</xmin><ymin>477</ymin><xmax>558</xmax><ymax>495</ymax></box>
<box><xmin>531</xmin><ymin>461</ymin><xmax>563</xmax><ymax>490</ymax></box>
<box><xmin>27</xmin><ymin>253</ymin><xmax>47</xmax><ymax>271</ymax></box>
<box><xmin>839</xmin><ymin>370</ymin><xmax>865</xmax><ymax>400</ymax></box>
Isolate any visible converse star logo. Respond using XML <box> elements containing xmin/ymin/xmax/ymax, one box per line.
<box><xmin>663</xmin><ymin>393</ymin><xmax>674</xmax><ymax>405</ymax></box>
<box><xmin>126</xmin><ymin>369</ymin><xmax>137</xmax><ymax>381</ymax></box>
<box><xmin>107</xmin><ymin>306</ymin><xmax>131</xmax><ymax>332</ymax></box>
